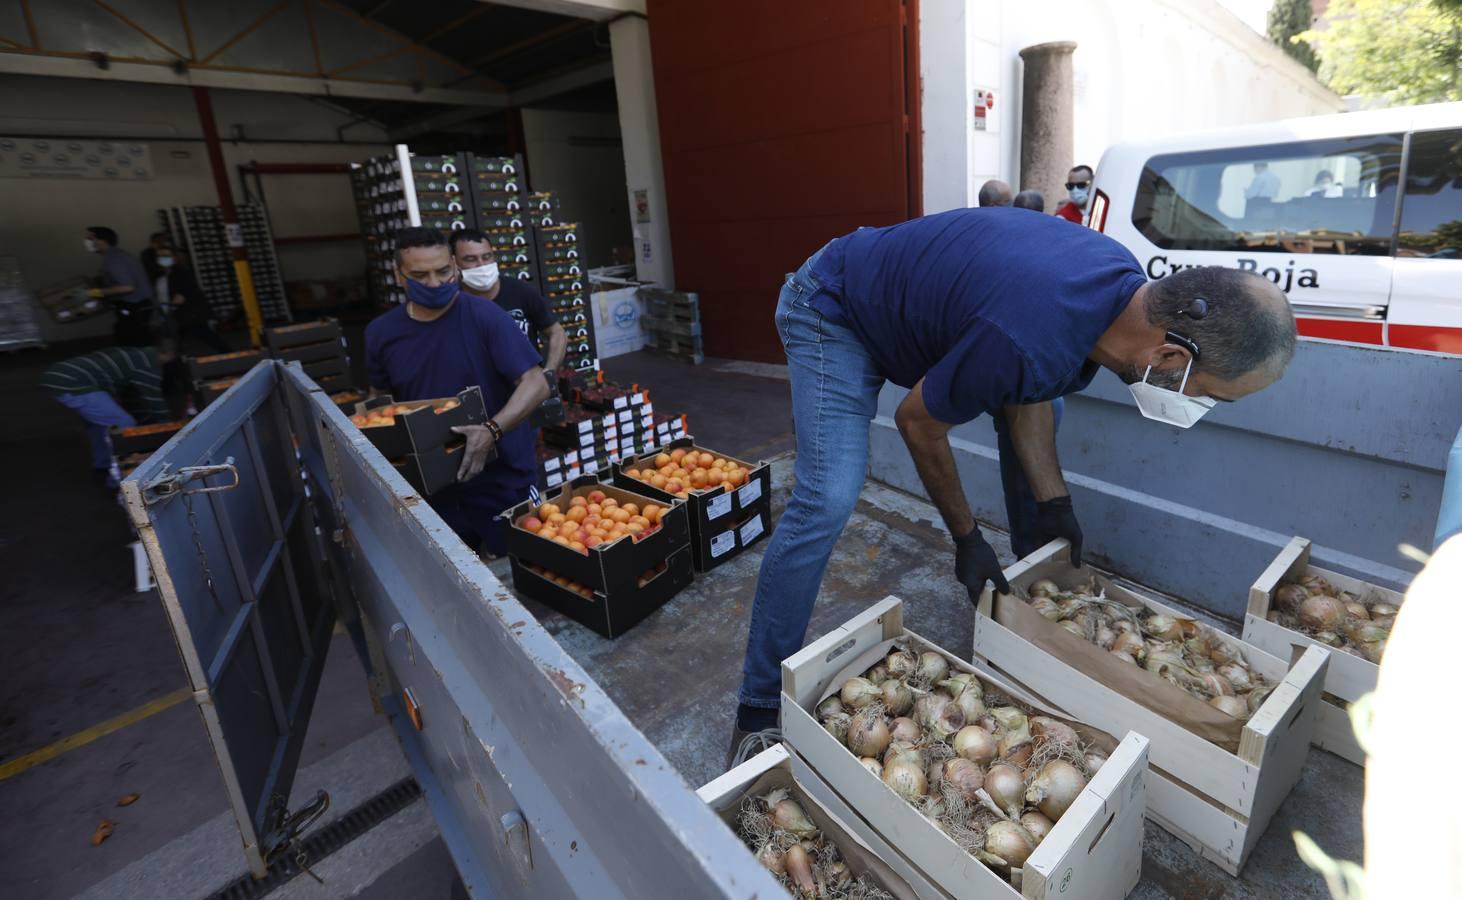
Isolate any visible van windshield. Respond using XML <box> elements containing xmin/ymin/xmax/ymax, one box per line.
<box><xmin>1133</xmin><ymin>134</ymin><xmax>1403</xmax><ymax>256</ymax></box>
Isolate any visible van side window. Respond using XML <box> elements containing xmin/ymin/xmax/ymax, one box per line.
<box><xmin>1133</xmin><ymin>135</ymin><xmax>1403</xmax><ymax>256</ymax></box>
<box><xmin>1398</xmin><ymin>129</ymin><xmax>1462</xmax><ymax>260</ymax></box>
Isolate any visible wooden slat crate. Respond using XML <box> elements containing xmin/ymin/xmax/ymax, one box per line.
<box><xmin>1244</xmin><ymin>536</ymin><xmax>1401</xmax><ymax>766</ymax></box>
<box><xmin>974</xmin><ymin>540</ymin><xmax>1329</xmax><ymax>876</ymax></box>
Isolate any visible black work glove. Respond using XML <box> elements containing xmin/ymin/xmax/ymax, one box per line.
<box><xmin>1035</xmin><ymin>495</ymin><xmax>1084</xmax><ymax>567</ymax></box>
<box><xmin>954</xmin><ymin>528</ymin><xmax>1010</xmax><ymax>602</ymax></box>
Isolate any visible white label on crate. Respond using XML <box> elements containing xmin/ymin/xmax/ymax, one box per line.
<box><xmin>632</xmin><ymin>392</ymin><xmax>645</xmax><ymax>406</ymax></box>
<box><xmin>580</xmin><ymin>432</ymin><xmax>596</xmax><ymax>448</ymax></box>
<box><xmin>641</xmin><ymin>415</ymin><xmax>654</xmax><ymax>431</ymax></box>
<box><xmin>641</xmin><ymin>401</ymin><xmax>653</xmax><ymax>416</ymax></box>
<box><xmin>614</xmin><ymin>396</ymin><xmax>629</xmax><ymax>410</ymax></box>
<box><xmin>602</xmin><ymin>414</ymin><xmax>615</xmax><ymax>430</ymax></box>
<box><xmin>710</xmin><ymin>530</ymin><xmax>737</xmax><ymax>559</ymax></box>
<box><xmin>739</xmin><ymin>514</ymin><xmax>765</xmax><ymax>545</ymax></box>
<box><xmin>656</xmin><ymin>423</ymin><xmax>670</xmax><ymax>435</ymax></box>
<box><xmin>547</xmin><ymin>471</ymin><xmax>564</xmax><ymax>487</ymax></box>
<box><xmin>737</xmin><ymin>477</ymin><xmax>763</xmax><ymax>508</ymax></box>
<box><xmin>609</xmin><ymin>453</ymin><xmax>620</xmax><ymax>464</ymax></box>
<box><xmin>618</xmin><ymin>409</ymin><xmax>634</xmax><ymax>423</ymax></box>
<box><xmin>577</xmin><ymin>419</ymin><xmax>593</xmax><ymax>434</ymax></box>
<box><xmin>706</xmin><ymin>493</ymin><xmax>733</xmax><ymax>521</ymax></box>
<box><xmin>565</xmin><ymin>451</ymin><xmax>579</xmax><ymax>464</ymax></box>
<box><xmin>583</xmin><ymin>461</ymin><xmax>599</xmax><ymax>475</ymax></box>
<box><xmin>620</xmin><ymin>423</ymin><xmax>634</xmax><ymax>437</ymax></box>
<box><xmin>544</xmin><ymin>457</ymin><xmax>561</xmax><ymax>472</ymax></box>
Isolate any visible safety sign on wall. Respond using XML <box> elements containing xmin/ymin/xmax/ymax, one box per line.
<box><xmin>0</xmin><ymin>138</ymin><xmax>154</xmax><ymax>180</ymax></box>
<box><xmin>973</xmin><ymin>88</ymin><xmax>995</xmax><ymax>132</ymax></box>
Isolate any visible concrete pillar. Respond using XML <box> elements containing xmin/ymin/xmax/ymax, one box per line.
<box><xmin>609</xmin><ymin>16</ymin><xmax>674</xmax><ymax>288</ymax></box>
<box><xmin>1018</xmin><ymin>41</ymin><xmax>1077</xmax><ymax>211</ymax></box>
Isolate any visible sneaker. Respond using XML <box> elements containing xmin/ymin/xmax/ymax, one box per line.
<box><xmin>725</xmin><ymin>726</ymin><xmax>783</xmax><ymax>772</ymax></box>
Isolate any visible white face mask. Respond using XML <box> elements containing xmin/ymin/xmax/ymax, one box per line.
<box><xmin>1127</xmin><ymin>358</ymin><xmax>1216</xmax><ymax>429</ymax></box>
<box><xmin>84</xmin><ymin>238</ymin><xmax>97</xmax><ymax>253</ymax></box>
<box><xmin>461</xmin><ymin>261</ymin><xmax>500</xmax><ymax>292</ymax></box>
<box><xmin>157</xmin><ymin>256</ymin><xmax>175</xmax><ymax>268</ymax></box>
<box><xmin>1068</xmin><ymin>186</ymin><xmax>1090</xmax><ymax>207</ymax></box>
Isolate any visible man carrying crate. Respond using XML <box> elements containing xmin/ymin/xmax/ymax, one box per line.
<box><xmin>365</xmin><ymin>227</ymin><xmax>550</xmax><ymax>557</ymax></box>
<box><xmin>730</xmin><ymin>207</ymin><xmax>1299</xmax><ymax>762</ymax></box>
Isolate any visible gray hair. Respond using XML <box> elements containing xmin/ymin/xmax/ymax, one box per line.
<box><xmin>1145</xmin><ymin>267</ymin><xmax>1297</xmax><ymax>380</ymax></box>
<box><xmin>1012</xmin><ymin>189</ymin><xmax>1045</xmax><ymax>212</ymax></box>
<box><xmin>978</xmin><ymin>179</ymin><xmax>1012</xmax><ymax>207</ymax></box>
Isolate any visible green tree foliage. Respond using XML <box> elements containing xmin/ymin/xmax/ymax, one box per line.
<box><xmin>1299</xmin><ymin>0</ymin><xmax>1462</xmax><ymax>104</ymax></box>
<box><xmin>1268</xmin><ymin>0</ymin><xmax>1320</xmax><ymax>72</ymax></box>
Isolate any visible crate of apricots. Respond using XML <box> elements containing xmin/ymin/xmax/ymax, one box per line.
<box><xmin>504</xmin><ymin>476</ymin><xmax>694</xmax><ymax>637</ymax></box>
<box><xmin>348</xmin><ymin>388</ymin><xmax>486</xmax><ymax>460</ymax></box>
<box><xmin>613</xmin><ymin>437</ymin><xmax>772</xmax><ymax>573</ymax></box>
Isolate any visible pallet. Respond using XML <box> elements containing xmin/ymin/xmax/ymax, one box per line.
<box><xmin>783</xmin><ymin>596</ymin><xmax>1150</xmax><ymax>900</ymax></box>
<box><xmin>644</xmin><ymin>331</ymin><xmax>704</xmax><ymax>365</ymax></box>
<box><xmin>638</xmin><ymin>288</ymin><xmax>699</xmax><ymax>322</ymax></box>
<box><xmin>974</xmin><ymin>540</ymin><xmax>1328</xmax><ymax>876</ymax></box>
<box><xmin>641</xmin><ymin>314</ymin><xmax>702</xmax><ymax>338</ymax></box>
<box><xmin>1243</xmin><ymin>536</ymin><xmax>1401</xmax><ymax>766</ymax></box>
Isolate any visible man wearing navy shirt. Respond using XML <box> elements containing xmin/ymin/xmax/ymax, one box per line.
<box><xmin>729</xmin><ymin>207</ymin><xmax>1298</xmax><ymax>760</ymax></box>
<box><xmin>365</xmin><ymin>227</ymin><xmax>549</xmax><ymax>556</ymax></box>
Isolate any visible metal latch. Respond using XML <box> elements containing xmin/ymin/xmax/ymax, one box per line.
<box><xmin>262</xmin><ymin>789</ymin><xmax>331</xmax><ymax>881</ymax></box>
<box><xmin>142</xmin><ymin>459</ymin><xmax>240</xmax><ymax>505</ymax></box>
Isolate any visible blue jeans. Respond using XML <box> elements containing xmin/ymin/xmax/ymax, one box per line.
<box><xmin>994</xmin><ymin>395</ymin><xmax>1064</xmax><ymax>560</ymax></box>
<box><xmin>54</xmin><ymin>390</ymin><xmax>135</xmax><ymax>469</ymax></box>
<box><xmin>738</xmin><ymin>258</ymin><xmax>885</xmax><ymax>709</ymax></box>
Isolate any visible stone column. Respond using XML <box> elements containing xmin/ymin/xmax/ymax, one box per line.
<box><xmin>1018</xmin><ymin>41</ymin><xmax>1077</xmax><ymax>210</ymax></box>
<box><xmin>609</xmin><ymin>15</ymin><xmax>674</xmax><ymax>288</ymax></box>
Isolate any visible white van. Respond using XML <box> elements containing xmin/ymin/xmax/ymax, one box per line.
<box><xmin>1087</xmin><ymin>102</ymin><xmax>1462</xmax><ymax>354</ymax></box>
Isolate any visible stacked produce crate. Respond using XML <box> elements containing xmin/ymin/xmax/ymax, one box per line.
<box><xmin>263</xmin><ymin>319</ymin><xmax>354</xmax><ymax>398</ymax></box>
<box><xmin>639</xmin><ymin>288</ymin><xmax>704</xmax><ymax>364</ymax></box>
<box><xmin>159</xmin><ymin>204</ymin><xmax>290</xmax><ymax>322</ymax></box>
<box><xmin>537</xmin><ymin>223</ymin><xmax>596</xmax><ymax>372</ymax></box>
<box><xmin>412</xmin><ymin>153</ymin><xmax>471</xmax><ymax>235</ymax></box>
<box><xmin>349</xmin><ymin>388</ymin><xmax>487</xmax><ymax>496</ymax></box>
<box><xmin>237</xmin><ymin>205</ymin><xmax>289</xmax><ymax>321</ymax></box>
<box><xmin>0</xmin><ymin>257</ymin><xmax>43</xmax><ymax>349</ymax></box>
<box><xmin>187</xmin><ymin>348</ymin><xmax>267</xmax><ymax>408</ymax></box>
<box><xmin>349</xmin><ymin>153</ymin><xmax>410</xmax><ymax>307</ymax></box>
<box><xmin>525</xmin><ymin>191</ymin><xmax>559</xmax><ymax>226</ymax></box>
<box><xmin>469</xmin><ymin>155</ymin><xmax>535</xmax><ymax>283</ymax></box>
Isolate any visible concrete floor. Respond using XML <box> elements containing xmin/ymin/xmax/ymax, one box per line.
<box><xmin>0</xmin><ymin>341</ymin><xmax>1362</xmax><ymax>898</ymax></box>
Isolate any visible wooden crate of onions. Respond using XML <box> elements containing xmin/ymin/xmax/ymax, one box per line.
<box><xmin>974</xmin><ymin>539</ymin><xmax>1329</xmax><ymax>876</ymax></box>
<box><xmin>782</xmin><ymin>595</ymin><xmax>1150</xmax><ymax>900</ymax></box>
<box><xmin>1244</xmin><ymin>535</ymin><xmax>1403</xmax><ymax>766</ymax></box>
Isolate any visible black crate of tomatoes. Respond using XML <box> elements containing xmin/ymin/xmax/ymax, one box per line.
<box><xmin>505</xmin><ymin>477</ymin><xmax>693</xmax><ymax>637</ymax></box>
<box><xmin>348</xmin><ymin>388</ymin><xmax>489</xmax><ymax>496</ymax></box>
<box><xmin>614</xmin><ymin>438</ymin><xmax>773</xmax><ymax>573</ymax></box>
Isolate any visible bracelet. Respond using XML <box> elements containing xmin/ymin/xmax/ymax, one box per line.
<box><xmin>485</xmin><ymin>418</ymin><xmax>503</xmax><ymax>442</ymax></box>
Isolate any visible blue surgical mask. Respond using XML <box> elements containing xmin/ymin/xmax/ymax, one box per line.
<box><xmin>1069</xmin><ymin>186</ymin><xmax>1089</xmax><ymax>207</ymax></box>
<box><xmin>405</xmin><ymin>273</ymin><xmax>459</xmax><ymax>309</ymax></box>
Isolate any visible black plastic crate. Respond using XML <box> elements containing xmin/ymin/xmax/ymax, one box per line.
<box><xmin>264</xmin><ymin>320</ymin><xmax>343</xmax><ymax>351</ymax></box>
<box><xmin>110</xmin><ymin>421</ymin><xmax>186</xmax><ymax>456</ymax></box>
<box><xmin>508</xmin><ymin>548</ymin><xmax>692</xmax><ymax>638</ymax></box>
<box><xmin>350</xmin><ymin>387</ymin><xmax>486</xmax><ymax>459</ymax></box>
<box><xmin>187</xmin><ymin>349</ymin><xmax>266</xmax><ymax>381</ymax></box>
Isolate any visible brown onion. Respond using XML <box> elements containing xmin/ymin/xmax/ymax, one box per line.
<box><xmin>1111</xmin><ymin>631</ymin><xmax>1146</xmax><ymax>659</ymax></box>
<box><xmin>1030</xmin><ymin>716</ymin><xmax>1081</xmax><ymax>752</ymax></box>
<box><xmin>1345</xmin><ymin>602</ymin><xmax>1371</xmax><ymax>620</ymax></box>
<box><xmin>1246</xmin><ymin>685</ymin><xmax>1274</xmax><ymax>714</ymax></box>
<box><xmin>1031</xmin><ymin>596</ymin><xmax>1062</xmax><ymax>620</ymax></box>
<box><xmin>1205</xmin><ymin>634</ymin><xmax>1241</xmax><ymax>667</ymax></box>
<box><xmin>1026</xmin><ymin>760</ymin><xmax>1088</xmax><ymax>821</ymax></box>
<box><xmin>816</xmin><ymin>695</ymin><xmax>845</xmax><ymax>719</ymax></box>
<box><xmin>859</xmin><ymin>757</ymin><xmax>883</xmax><ymax>778</ymax></box>
<box><xmin>1110</xmin><ymin>649</ymin><xmax>1138</xmax><ymax>665</ymax></box>
<box><xmin>1299</xmin><ymin>595</ymin><xmax>1348</xmax><ymax>632</ymax></box>
<box><xmin>880</xmin><ymin>679</ymin><xmax>913</xmax><ymax>716</ymax></box>
<box><xmin>1275</xmin><ymin>583</ymin><xmax>1309</xmax><ymax>614</ymax></box>
<box><xmin>1084</xmin><ymin>750</ymin><xmax>1108</xmax><ymax>774</ymax></box>
<box><xmin>840</xmin><ymin>677</ymin><xmax>880</xmax><ymax>709</ymax></box>
<box><xmin>1346</xmin><ymin>621</ymin><xmax>1389</xmax><ymax>645</ymax></box>
<box><xmin>1370</xmin><ymin>602</ymin><xmax>1399</xmax><ymax>618</ymax></box>
<box><xmin>917</xmin><ymin>651</ymin><xmax>950</xmax><ymax>685</ymax></box>
<box><xmin>865</xmin><ymin>661</ymin><xmax>890</xmax><ymax>685</ymax></box>
<box><xmin>885</xmin><ymin>649</ymin><xmax>917</xmax><ymax>680</ymax></box>
<box><xmin>784</xmin><ymin>844</ymin><xmax>816</xmax><ymax>894</ymax></box>
<box><xmin>847</xmin><ymin>709</ymin><xmax>892</xmax><ymax>758</ymax></box>
<box><xmin>985</xmin><ymin>762</ymin><xmax>1026</xmax><ymax>817</ymax></box>
<box><xmin>953</xmin><ymin>725</ymin><xmax>998</xmax><ymax>766</ymax></box>
<box><xmin>1219</xmin><ymin>663</ymin><xmax>1254</xmax><ymax>693</ymax></box>
<box><xmin>1060</xmin><ymin>620</ymin><xmax>1086</xmax><ymax>638</ymax></box>
<box><xmin>1029</xmin><ymin>579</ymin><xmax>1061</xmax><ymax>598</ymax></box>
<box><xmin>1201</xmin><ymin>671</ymin><xmax>1234</xmax><ymax>698</ymax></box>
<box><xmin>889</xmin><ymin>716</ymin><xmax>922</xmax><ymax>743</ymax></box>
<box><xmin>1210</xmin><ymin>695</ymin><xmax>1249</xmax><ymax>718</ymax></box>
<box><xmin>884</xmin><ymin>741</ymin><xmax>924</xmax><ymax>769</ymax></box>
<box><xmin>1359</xmin><ymin>639</ymin><xmax>1386</xmax><ymax>664</ymax></box>
<box><xmin>1312</xmin><ymin>630</ymin><xmax>1343</xmax><ymax>646</ymax></box>
<box><xmin>882</xmin><ymin>760</ymin><xmax>928</xmax><ymax>801</ymax></box>
<box><xmin>953</xmin><ymin>686</ymin><xmax>988</xmax><ymax>724</ymax></box>
<box><xmin>941</xmin><ymin>758</ymin><xmax>986</xmax><ymax>803</ymax></box>
<box><xmin>770</xmin><ymin>795</ymin><xmax>817</xmax><ymax>836</ymax></box>
<box><xmin>984</xmin><ymin>821</ymin><xmax>1037</xmax><ymax>868</ymax></box>
<box><xmin>1021</xmin><ymin>811</ymin><xmax>1055</xmax><ymax>843</ymax></box>
<box><xmin>757</xmin><ymin>842</ymin><xmax>785</xmax><ymax>875</ymax></box>
<box><xmin>931</xmin><ymin>703</ymin><xmax>967</xmax><ymax>740</ymax></box>
<box><xmin>1142</xmin><ymin>614</ymin><xmax>1184</xmax><ymax>641</ymax></box>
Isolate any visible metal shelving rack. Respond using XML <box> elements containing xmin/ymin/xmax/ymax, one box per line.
<box><xmin>159</xmin><ymin>204</ymin><xmax>290</xmax><ymax>322</ymax></box>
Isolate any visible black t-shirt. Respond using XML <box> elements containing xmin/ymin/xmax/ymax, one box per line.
<box><xmin>492</xmin><ymin>278</ymin><xmax>553</xmax><ymax>346</ymax></box>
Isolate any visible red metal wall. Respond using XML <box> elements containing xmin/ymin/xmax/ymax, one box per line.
<box><xmin>647</xmin><ymin>0</ymin><xmax>920</xmax><ymax>362</ymax></box>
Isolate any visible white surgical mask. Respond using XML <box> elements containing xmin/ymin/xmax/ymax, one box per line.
<box><xmin>84</xmin><ymin>238</ymin><xmax>97</xmax><ymax>253</ymax></box>
<box><xmin>1069</xmin><ymin>186</ymin><xmax>1089</xmax><ymax>207</ymax></box>
<box><xmin>461</xmin><ymin>261</ymin><xmax>500</xmax><ymax>292</ymax></box>
<box><xmin>1127</xmin><ymin>358</ymin><xmax>1216</xmax><ymax>429</ymax></box>
<box><xmin>157</xmin><ymin>256</ymin><xmax>175</xmax><ymax>268</ymax></box>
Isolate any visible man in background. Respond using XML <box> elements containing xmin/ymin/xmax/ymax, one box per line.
<box><xmin>978</xmin><ymin>179</ymin><xmax>1013</xmax><ymax>208</ymax></box>
<box><xmin>449</xmin><ymin>229</ymin><xmax>566</xmax><ymax>372</ymax></box>
<box><xmin>1013</xmin><ymin>189</ymin><xmax>1045</xmax><ymax>212</ymax></box>
<box><xmin>365</xmin><ymin>227</ymin><xmax>549</xmax><ymax>556</ymax></box>
<box><xmin>41</xmin><ymin>340</ymin><xmax>176</xmax><ymax>487</ymax></box>
<box><xmin>1246</xmin><ymin>162</ymin><xmax>1282</xmax><ymax>200</ymax></box>
<box><xmin>84</xmin><ymin>226</ymin><xmax>154</xmax><ymax>347</ymax></box>
<box><xmin>151</xmin><ymin>238</ymin><xmax>229</xmax><ymax>355</ymax></box>
<box><xmin>1055</xmin><ymin>165</ymin><xmax>1093</xmax><ymax>224</ymax></box>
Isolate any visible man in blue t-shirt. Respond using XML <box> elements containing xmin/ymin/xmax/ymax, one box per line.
<box><xmin>729</xmin><ymin>207</ymin><xmax>1298</xmax><ymax>760</ymax></box>
<box><xmin>365</xmin><ymin>227</ymin><xmax>549</xmax><ymax>556</ymax></box>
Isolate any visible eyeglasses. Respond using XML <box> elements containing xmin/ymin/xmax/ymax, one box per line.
<box><xmin>1065</xmin><ymin>181</ymin><xmax>1091</xmax><ymax>190</ymax></box>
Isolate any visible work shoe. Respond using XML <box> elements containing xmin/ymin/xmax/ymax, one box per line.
<box><xmin>725</xmin><ymin>726</ymin><xmax>783</xmax><ymax>772</ymax></box>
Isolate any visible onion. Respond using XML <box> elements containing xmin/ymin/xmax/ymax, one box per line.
<box><xmin>889</xmin><ymin>716</ymin><xmax>922</xmax><ymax>743</ymax></box>
<box><xmin>977</xmin><ymin>714</ymin><xmax>999</xmax><ymax>733</ymax></box>
<box><xmin>953</xmin><ymin>725</ymin><xmax>998</xmax><ymax>766</ymax></box>
<box><xmin>1002</xmin><ymin>740</ymin><xmax>1034</xmax><ymax>768</ymax></box>
<box><xmin>1370</xmin><ymin>602</ymin><xmax>1399</xmax><ymax>618</ymax></box>
<box><xmin>1359</xmin><ymin>639</ymin><xmax>1386</xmax><ymax>664</ymax></box>
<box><xmin>1057</xmin><ymin>619</ymin><xmax>1084</xmax><ymax>638</ymax></box>
<box><xmin>840</xmin><ymin>677</ymin><xmax>880</xmax><ymax>709</ymax></box>
<box><xmin>1084</xmin><ymin>750</ymin><xmax>1108</xmax><ymax>774</ymax></box>
<box><xmin>885</xmin><ymin>649</ymin><xmax>917</xmax><ymax>680</ymax></box>
<box><xmin>1201</xmin><ymin>671</ymin><xmax>1234</xmax><ymax>697</ymax></box>
<box><xmin>1209</xmin><ymin>695</ymin><xmax>1249</xmax><ymax>718</ymax></box>
<box><xmin>783</xmin><ymin>844</ymin><xmax>816</xmax><ymax>895</ymax></box>
<box><xmin>942</xmin><ymin>758</ymin><xmax>986</xmax><ymax>803</ymax></box>
<box><xmin>1031</xmin><ymin>596</ymin><xmax>1062</xmax><ymax>620</ymax></box>
<box><xmin>1246</xmin><ymin>685</ymin><xmax>1273</xmax><ymax>714</ymax></box>
<box><xmin>1142</xmin><ymin>614</ymin><xmax>1183</xmax><ymax>641</ymax></box>
<box><xmin>826</xmin><ymin>860</ymin><xmax>853</xmax><ymax>891</ymax></box>
<box><xmin>821</xmin><ymin>714</ymin><xmax>849</xmax><ymax>743</ymax></box>
<box><xmin>1275</xmin><ymin>583</ymin><xmax>1309</xmax><ymax>613</ymax></box>
<box><xmin>757</xmin><ymin>842</ymin><xmax>785</xmax><ymax>875</ymax></box>
<box><xmin>1299</xmin><ymin>574</ymin><xmax>1332</xmax><ymax>594</ymax></box>
<box><xmin>1345</xmin><ymin>602</ymin><xmax>1371</xmax><ymax>620</ymax></box>
<box><xmin>1110</xmin><ymin>648</ymin><xmax>1138</xmax><ymax>665</ymax></box>
<box><xmin>847</xmin><ymin>709</ymin><xmax>892</xmax><ymax>758</ymax></box>
<box><xmin>1111</xmin><ymin>631</ymin><xmax>1146</xmax><ymax>660</ymax></box>
<box><xmin>1020</xmin><ymin>811</ymin><xmax>1055</xmax><ymax>844</ymax></box>
<box><xmin>884</xmin><ymin>741</ymin><xmax>924</xmax><ymax>769</ymax></box>
<box><xmin>1030</xmin><ymin>716</ymin><xmax>1081</xmax><ymax>752</ymax></box>
<box><xmin>1205</xmin><ymin>633</ymin><xmax>1241</xmax><ymax>667</ymax></box>
<box><xmin>953</xmin><ymin>686</ymin><xmax>988</xmax><ymax>724</ymax></box>
<box><xmin>770</xmin><ymin>795</ymin><xmax>818</xmax><ymax>836</ymax></box>
<box><xmin>860</xmin><ymin>756</ymin><xmax>883</xmax><ymax>778</ymax></box>
<box><xmin>914</xmin><ymin>694</ymin><xmax>950</xmax><ymax>730</ymax></box>
<box><xmin>882</xmin><ymin>760</ymin><xmax>928</xmax><ymax>801</ymax></box>
<box><xmin>989</xmin><ymin>707</ymin><xmax>1028</xmax><ymax>734</ymax></box>
<box><xmin>816</xmin><ymin>695</ymin><xmax>845</xmax><ymax>719</ymax></box>
<box><xmin>1312</xmin><ymin>630</ymin><xmax>1343</xmax><ymax>647</ymax></box>
<box><xmin>880</xmin><ymin>679</ymin><xmax>914</xmax><ymax>716</ymax></box>
<box><xmin>1094</xmin><ymin>624</ymin><xmax>1117</xmax><ymax>649</ymax></box>
<box><xmin>984</xmin><ymin>821</ymin><xmax>1037</xmax><ymax>869</ymax></box>
<box><xmin>1026</xmin><ymin>760</ymin><xmax>1088</xmax><ymax>820</ymax></box>
<box><xmin>985</xmin><ymin>763</ymin><xmax>1026</xmax><ymax>817</ymax></box>
<box><xmin>1371</xmin><ymin>614</ymin><xmax>1397</xmax><ymax>631</ymax></box>
<box><xmin>931</xmin><ymin>703</ymin><xmax>967</xmax><ymax>740</ymax></box>
<box><xmin>917</xmin><ymin>651</ymin><xmax>950</xmax><ymax>685</ymax></box>
<box><xmin>1345</xmin><ymin>621</ymin><xmax>1389</xmax><ymax>644</ymax></box>
<box><xmin>1029</xmin><ymin>578</ymin><xmax>1061</xmax><ymax>598</ymax></box>
<box><xmin>1299</xmin><ymin>595</ymin><xmax>1348</xmax><ymax>632</ymax></box>
<box><xmin>865</xmin><ymin>661</ymin><xmax>890</xmax><ymax>685</ymax></box>
<box><xmin>1219</xmin><ymin>663</ymin><xmax>1254</xmax><ymax>693</ymax></box>
<box><xmin>939</xmin><ymin>674</ymin><xmax>982</xmax><ymax>701</ymax></box>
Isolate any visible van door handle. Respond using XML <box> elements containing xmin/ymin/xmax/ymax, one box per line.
<box><xmin>1290</xmin><ymin>302</ymin><xmax>1385</xmax><ymax>320</ymax></box>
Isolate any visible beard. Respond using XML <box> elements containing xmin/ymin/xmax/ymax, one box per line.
<box><xmin>1115</xmin><ymin>364</ymin><xmax>1187</xmax><ymax>390</ymax></box>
